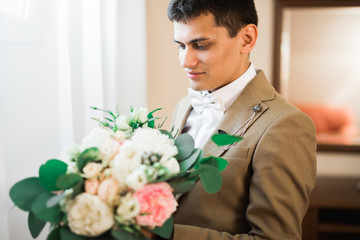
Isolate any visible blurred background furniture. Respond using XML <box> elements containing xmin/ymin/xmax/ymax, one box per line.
<box><xmin>302</xmin><ymin>176</ymin><xmax>360</xmax><ymax>240</ymax></box>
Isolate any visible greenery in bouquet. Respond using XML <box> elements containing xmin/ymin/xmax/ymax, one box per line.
<box><xmin>9</xmin><ymin>106</ymin><xmax>242</xmax><ymax>240</ymax></box>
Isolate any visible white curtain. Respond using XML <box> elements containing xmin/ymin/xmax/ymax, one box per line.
<box><xmin>0</xmin><ymin>0</ymin><xmax>146</xmax><ymax>239</ymax></box>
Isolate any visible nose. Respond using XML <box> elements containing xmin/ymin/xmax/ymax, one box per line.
<box><xmin>180</xmin><ymin>48</ymin><xmax>198</xmax><ymax>69</ymax></box>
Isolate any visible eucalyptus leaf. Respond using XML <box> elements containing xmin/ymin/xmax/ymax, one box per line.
<box><xmin>198</xmin><ymin>164</ymin><xmax>223</xmax><ymax>194</ymax></box>
<box><xmin>169</xmin><ymin>179</ymin><xmax>196</xmax><ymax>194</ymax></box>
<box><xmin>47</xmin><ymin>227</ymin><xmax>60</xmax><ymax>240</ymax></box>
<box><xmin>77</xmin><ymin>147</ymin><xmax>100</xmax><ymax>171</ymax></box>
<box><xmin>199</xmin><ymin>157</ymin><xmax>228</xmax><ymax>172</ymax></box>
<box><xmin>28</xmin><ymin>211</ymin><xmax>46</xmax><ymax>238</ymax></box>
<box><xmin>211</xmin><ymin>134</ymin><xmax>243</xmax><ymax>146</ymax></box>
<box><xmin>174</xmin><ymin>134</ymin><xmax>195</xmax><ymax>161</ymax></box>
<box><xmin>56</xmin><ymin>173</ymin><xmax>83</xmax><ymax>190</ymax></box>
<box><xmin>31</xmin><ymin>191</ymin><xmax>63</xmax><ymax>223</ymax></box>
<box><xmin>39</xmin><ymin>159</ymin><xmax>68</xmax><ymax>191</ymax></box>
<box><xmin>9</xmin><ymin>177</ymin><xmax>46</xmax><ymax>211</ymax></box>
<box><xmin>152</xmin><ymin>215</ymin><xmax>173</xmax><ymax>238</ymax></box>
<box><xmin>179</xmin><ymin>149</ymin><xmax>202</xmax><ymax>173</ymax></box>
<box><xmin>59</xmin><ymin>226</ymin><xmax>87</xmax><ymax>240</ymax></box>
<box><xmin>46</xmin><ymin>193</ymin><xmax>65</xmax><ymax>208</ymax></box>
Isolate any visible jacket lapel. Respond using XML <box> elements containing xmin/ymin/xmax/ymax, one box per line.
<box><xmin>202</xmin><ymin>70</ymin><xmax>275</xmax><ymax>157</ymax></box>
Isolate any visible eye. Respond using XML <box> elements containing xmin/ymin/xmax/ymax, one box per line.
<box><xmin>194</xmin><ymin>43</ymin><xmax>209</xmax><ymax>50</ymax></box>
<box><xmin>177</xmin><ymin>43</ymin><xmax>185</xmax><ymax>49</ymax></box>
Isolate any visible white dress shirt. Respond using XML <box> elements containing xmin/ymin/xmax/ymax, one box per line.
<box><xmin>183</xmin><ymin>64</ymin><xmax>257</xmax><ymax>148</ymax></box>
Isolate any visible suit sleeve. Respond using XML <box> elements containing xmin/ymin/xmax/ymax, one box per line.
<box><xmin>172</xmin><ymin>109</ymin><xmax>317</xmax><ymax>240</ymax></box>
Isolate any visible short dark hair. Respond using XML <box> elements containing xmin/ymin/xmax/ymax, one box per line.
<box><xmin>167</xmin><ymin>0</ymin><xmax>258</xmax><ymax>38</ymax></box>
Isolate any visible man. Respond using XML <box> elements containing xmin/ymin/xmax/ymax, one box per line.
<box><xmin>167</xmin><ymin>0</ymin><xmax>317</xmax><ymax>239</ymax></box>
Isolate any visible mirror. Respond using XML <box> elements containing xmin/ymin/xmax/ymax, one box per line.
<box><xmin>273</xmin><ymin>0</ymin><xmax>360</xmax><ymax>152</ymax></box>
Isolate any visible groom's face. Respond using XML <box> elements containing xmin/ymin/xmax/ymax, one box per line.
<box><xmin>173</xmin><ymin>13</ymin><xmax>246</xmax><ymax>91</ymax></box>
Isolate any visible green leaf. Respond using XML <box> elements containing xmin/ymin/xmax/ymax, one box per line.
<box><xmin>199</xmin><ymin>157</ymin><xmax>228</xmax><ymax>172</ymax></box>
<box><xmin>147</xmin><ymin>108</ymin><xmax>162</xmax><ymax>128</ymax></box>
<box><xmin>77</xmin><ymin>147</ymin><xmax>100</xmax><ymax>171</ymax></box>
<box><xmin>198</xmin><ymin>164</ymin><xmax>223</xmax><ymax>194</ymax></box>
<box><xmin>211</xmin><ymin>134</ymin><xmax>243</xmax><ymax>146</ymax></box>
<box><xmin>39</xmin><ymin>159</ymin><xmax>68</xmax><ymax>191</ymax></box>
<box><xmin>160</xmin><ymin>129</ymin><xmax>173</xmax><ymax>139</ymax></box>
<box><xmin>56</xmin><ymin>173</ymin><xmax>83</xmax><ymax>190</ymax></box>
<box><xmin>179</xmin><ymin>149</ymin><xmax>202</xmax><ymax>173</ymax></box>
<box><xmin>28</xmin><ymin>211</ymin><xmax>46</xmax><ymax>238</ymax></box>
<box><xmin>9</xmin><ymin>177</ymin><xmax>46</xmax><ymax>211</ymax></box>
<box><xmin>46</xmin><ymin>193</ymin><xmax>65</xmax><ymax>208</ymax></box>
<box><xmin>111</xmin><ymin>229</ymin><xmax>148</xmax><ymax>240</ymax></box>
<box><xmin>59</xmin><ymin>226</ymin><xmax>87</xmax><ymax>240</ymax></box>
<box><xmin>31</xmin><ymin>191</ymin><xmax>63</xmax><ymax>223</ymax></box>
<box><xmin>152</xmin><ymin>215</ymin><xmax>174</xmax><ymax>238</ymax></box>
<box><xmin>169</xmin><ymin>179</ymin><xmax>196</xmax><ymax>194</ymax></box>
<box><xmin>174</xmin><ymin>134</ymin><xmax>195</xmax><ymax>161</ymax></box>
<box><xmin>47</xmin><ymin>227</ymin><xmax>60</xmax><ymax>240</ymax></box>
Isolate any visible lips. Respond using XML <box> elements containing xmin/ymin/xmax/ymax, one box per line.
<box><xmin>186</xmin><ymin>71</ymin><xmax>204</xmax><ymax>80</ymax></box>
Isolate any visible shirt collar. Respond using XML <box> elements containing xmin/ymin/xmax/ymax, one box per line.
<box><xmin>209</xmin><ymin>63</ymin><xmax>256</xmax><ymax>112</ymax></box>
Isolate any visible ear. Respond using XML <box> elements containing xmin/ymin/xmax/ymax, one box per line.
<box><xmin>239</xmin><ymin>24</ymin><xmax>258</xmax><ymax>54</ymax></box>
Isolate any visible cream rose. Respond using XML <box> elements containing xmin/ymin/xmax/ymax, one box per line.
<box><xmin>67</xmin><ymin>193</ymin><xmax>114</xmax><ymax>236</ymax></box>
<box><xmin>98</xmin><ymin>177</ymin><xmax>121</xmax><ymax>205</ymax></box>
<box><xmin>82</xmin><ymin>162</ymin><xmax>103</xmax><ymax>179</ymax></box>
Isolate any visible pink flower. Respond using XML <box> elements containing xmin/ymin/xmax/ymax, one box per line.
<box><xmin>97</xmin><ymin>177</ymin><xmax>120</xmax><ymax>204</ymax></box>
<box><xmin>85</xmin><ymin>179</ymin><xmax>100</xmax><ymax>195</ymax></box>
<box><xmin>134</xmin><ymin>182</ymin><xmax>177</xmax><ymax>227</ymax></box>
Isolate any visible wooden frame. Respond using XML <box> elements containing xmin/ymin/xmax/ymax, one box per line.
<box><xmin>273</xmin><ymin>0</ymin><xmax>360</xmax><ymax>153</ymax></box>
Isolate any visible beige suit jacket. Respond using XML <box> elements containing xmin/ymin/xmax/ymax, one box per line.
<box><xmin>170</xmin><ymin>70</ymin><xmax>317</xmax><ymax>240</ymax></box>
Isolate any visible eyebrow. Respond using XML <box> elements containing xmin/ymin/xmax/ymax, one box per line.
<box><xmin>173</xmin><ymin>37</ymin><xmax>210</xmax><ymax>45</ymax></box>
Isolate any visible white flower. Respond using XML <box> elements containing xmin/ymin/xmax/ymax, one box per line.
<box><xmin>161</xmin><ymin>157</ymin><xmax>180</xmax><ymax>174</ymax></box>
<box><xmin>131</xmin><ymin>107</ymin><xmax>148</xmax><ymax>123</ymax></box>
<box><xmin>130</xmin><ymin>128</ymin><xmax>178</xmax><ymax>161</ymax></box>
<box><xmin>116</xmin><ymin>193</ymin><xmax>140</xmax><ymax>223</ymax></box>
<box><xmin>67</xmin><ymin>193</ymin><xmax>114</xmax><ymax>237</ymax></box>
<box><xmin>99</xmin><ymin>139</ymin><xmax>121</xmax><ymax>161</ymax></box>
<box><xmin>110</xmin><ymin>141</ymin><xmax>142</xmax><ymax>188</ymax></box>
<box><xmin>116</xmin><ymin>115</ymin><xmax>131</xmax><ymax>131</ymax></box>
<box><xmin>81</xmin><ymin>128</ymin><xmax>113</xmax><ymax>150</ymax></box>
<box><xmin>66</xmin><ymin>143</ymin><xmax>81</xmax><ymax>160</ymax></box>
<box><xmin>126</xmin><ymin>166</ymin><xmax>148</xmax><ymax>190</ymax></box>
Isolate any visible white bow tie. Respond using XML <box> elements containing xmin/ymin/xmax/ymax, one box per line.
<box><xmin>188</xmin><ymin>88</ymin><xmax>224</xmax><ymax>115</ymax></box>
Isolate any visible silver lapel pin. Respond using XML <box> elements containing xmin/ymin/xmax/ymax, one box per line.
<box><xmin>219</xmin><ymin>103</ymin><xmax>262</xmax><ymax>150</ymax></box>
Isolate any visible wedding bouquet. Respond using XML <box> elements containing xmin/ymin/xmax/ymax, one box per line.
<box><xmin>9</xmin><ymin>106</ymin><xmax>242</xmax><ymax>240</ymax></box>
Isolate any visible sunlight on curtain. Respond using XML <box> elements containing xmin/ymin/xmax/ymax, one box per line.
<box><xmin>57</xmin><ymin>0</ymin><xmax>74</xmax><ymax>151</ymax></box>
<box><xmin>0</xmin><ymin>0</ymin><xmax>31</xmax><ymax>19</ymax></box>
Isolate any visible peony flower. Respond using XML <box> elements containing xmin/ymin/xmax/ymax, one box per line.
<box><xmin>160</xmin><ymin>157</ymin><xmax>180</xmax><ymax>174</ymax></box>
<box><xmin>110</xmin><ymin>141</ymin><xmax>142</xmax><ymax>183</ymax></box>
<box><xmin>134</xmin><ymin>182</ymin><xmax>177</xmax><ymax>228</ymax></box>
<box><xmin>85</xmin><ymin>179</ymin><xmax>100</xmax><ymax>195</ymax></box>
<box><xmin>99</xmin><ymin>139</ymin><xmax>121</xmax><ymax>161</ymax></box>
<box><xmin>81</xmin><ymin>128</ymin><xmax>113</xmax><ymax>150</ymax></box>
<box><xmin>126</xmin><ymin>166</ymin><xmax>148</xmax><ymax>190</ymax></box>
<box><xmin>82</xmin><ymin>162</ymin><xmax>103</xmax><ymax>179</ymax></box>
<box><xmin>67</xmin><ymin>193</ymin><xmax>114</xmax><ymax>237</ymax></box>
<box><xmin>97</xmin><ymin>177</ymin><xmax>121</xmax><ymax>205</ymax></box>
<box><xmin>129</xmin><ymin>128</ymin><xmax>178</xmax><ymax>163</ymax></box>
<box><xmin>116</xmin><ymin>193</ymin><xmax>140</xmax><ymax>223</ymax></box>
<box><xmin>131</xmin><ymin>107</ymin><xmax>148</xmax><ymax>124</ymax></box>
